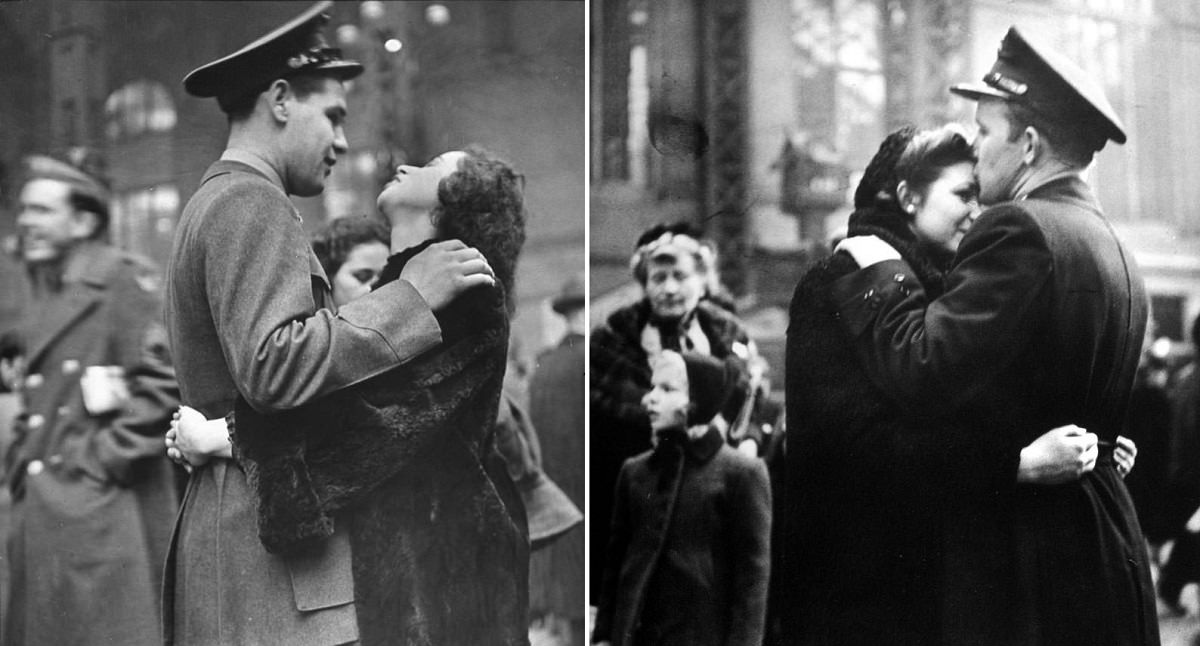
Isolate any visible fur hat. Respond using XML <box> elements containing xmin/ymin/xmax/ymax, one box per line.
<box><xmin>680</xmin><ymin>351</ymin><xmax>736</xmax><ymax>427</ymax></box>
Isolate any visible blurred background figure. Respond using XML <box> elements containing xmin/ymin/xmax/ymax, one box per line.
<box><xmin>528</xmin><ymin>274</ymin><xmax>587</xmax><ymax>645</ymax></box>
<box><xmin>589</xmin><ymin>222</ymin><xmax>755</xmax><ymax>605</ymax></box>
<box><xmin>1124</xmin><ymin>317</ymin><xmax>1176</xmax><ymax>562</ymax></box>
<box><xmin>2</xmin><ymin>152</ymin><xmax>179</xmax><ymax>646</ymax></box>
<box><xmin>1157</xmin><ymin>313</ymin><xmax>1200</xmax><ymax>620</ymax></box>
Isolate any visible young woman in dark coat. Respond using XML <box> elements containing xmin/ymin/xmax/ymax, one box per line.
<box><xmin>171</xmin><ymin>148</ymin><xmax>530</xmax><ymax>646</ymax></box>
<box><xmin>783</xmin><ymin>126</ymin><xmax>1138</xmax><ymax>644</ymax></box>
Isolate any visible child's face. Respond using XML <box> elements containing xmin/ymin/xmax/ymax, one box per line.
<box><xmin>642</xmin><ymin>353</ymin><xmax>689</xmax><ymax>433</ymax></box>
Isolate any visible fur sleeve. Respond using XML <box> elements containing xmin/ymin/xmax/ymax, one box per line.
<box><xmin>233</xmin><ymin>285</ymin><xmax>510</xmax><ymax>555</ymax></box>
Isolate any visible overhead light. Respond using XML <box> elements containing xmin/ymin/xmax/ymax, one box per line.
<box><xmin>336</xmin><ymin>24</ymin><xmax>360</xmax><ymax>45</ymax></box>
<box><xmin>360</xmin><ymin>1</ymin><xmax>385</xmax><ymax>21</ymax></box>
<box><xmin>425</xmin><ymin>4</ymin><xmax>450</xmax><ymax>26</ymax></box>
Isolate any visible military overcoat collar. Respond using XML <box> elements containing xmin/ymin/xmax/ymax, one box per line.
<box><xmin>24</xmin><ymin>241</ymin><xmax>120</xmax><ymax>367</ymax></box>
<box><xmin>1021</xmin><ymin>174</ymin><xmax>1102</xmax><ymax>216</ymax></box>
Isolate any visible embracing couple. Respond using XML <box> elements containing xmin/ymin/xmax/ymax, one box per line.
<box><xmin>785</xmin><ymin>27</ymin><xmax>1159</xmax><ymax>646</ymax></box>
<box><xmin>162</xmin><ymin>2</ymin><xmax>529</xmax><ymax>645</ymax></box>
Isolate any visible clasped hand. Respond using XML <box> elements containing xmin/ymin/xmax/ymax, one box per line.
<box><xmin>1017</xmin><ymin>424</ymin><xmax>1137</xmax><ymax>485</ymax></box>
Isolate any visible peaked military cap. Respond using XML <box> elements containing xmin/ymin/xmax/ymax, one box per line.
<box><xmin>183</xmin><ymin>1</ymin><xmax>363</xmax><ymax>112</ymax></box>
<box><xmin>951</xmin><ymin>27</ymin><xmax>1126</xmax><ymax>145</ymax></box>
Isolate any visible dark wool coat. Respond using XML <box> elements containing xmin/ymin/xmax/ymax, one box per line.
<box><xmin>4</xmin><ymin>241</ymin><xmax>179</xmax><ymax>646</ymax></box>
<box><xmin>829</xmin><ymin>176</ymin><xmax>1158</xmax><ymax>645</ymax></box>
<box><xmin>593</xmin><ymin>427</ymin><xmax>771</xmax><ymax>646</ymax></box>
<box><xmin>528</xmin><ymin>332</ymin><xmax>586</xmax><ymax>619</ymax></box>
<box><xmin>589</xmin><ymin>299</ymin><xmax>750</xmax><ymax>600</ymax></box>
<box><xmin>232</xmin><ymin>240</ymin><xmax>529</xmax><ymax>646</ymax></box>
<box><xmin>784</xmin><ymin>218</ymin><xmax>1021</xmax><ymax>645</ymax></box>
<box><xmin>163</xmin><ymin>160</ymin><xmax>442</xmax><ymax>645</ymax></box>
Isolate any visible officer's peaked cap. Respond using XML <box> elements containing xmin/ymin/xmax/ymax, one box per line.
<box><xmin>183</xmin><ymin>1</ymin><xmax>363</xmax><ymax>112</ymax></box>
<box><xmin>951</xmin><ymin>27</ymin><xmax>1126</xmax><ymax>145</ymax></box>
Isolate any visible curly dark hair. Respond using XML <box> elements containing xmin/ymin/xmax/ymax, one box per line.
<box><xmin>432</xmin><ymin>145</ymin><xmax>527</xmax><ymax>312</ymax></box>
<box><xmin>310</xmin><ymin>214</ymin><xmax>391</xmax><ymax>279</ymax></box>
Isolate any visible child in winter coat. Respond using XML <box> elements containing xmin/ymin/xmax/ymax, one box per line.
<box><xmin>592</xmin><ymin>349</ymin><xmax>771</xmax><ymax>646</ymax></box>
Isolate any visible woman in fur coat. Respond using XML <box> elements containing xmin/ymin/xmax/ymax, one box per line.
<box><xmin>589</xmin><ymin>226</ymin><xmax>754</xmax><ymax>601</ymax></box>
<box><xmin>170</xmin><ymin>147</ymin><xmax>529</xmax><ymax>645</ymax></box>
<box><xmin>783</xmin><ymin>126</ymin><xmax>1139</xmax><ymax>644</ymax></box>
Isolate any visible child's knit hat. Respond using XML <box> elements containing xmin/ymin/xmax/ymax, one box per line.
<box><xmin>680</xmin><ymin>351</ymin><xmax>737</xmax><ymax>427</ymax></box>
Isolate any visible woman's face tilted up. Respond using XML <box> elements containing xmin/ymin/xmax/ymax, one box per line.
<box><xmin>907</xmin><ymin>161</ymin><xmax>980</xmax><ymax>255</ymax></box>
<box><xmin>376</xmin><ymin>150</ymin><xmax>467</xmax><ymax>248</ymax></box>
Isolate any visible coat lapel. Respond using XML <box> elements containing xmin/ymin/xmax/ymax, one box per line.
<box><xmin>24</xmin><ymin>242</ymin><xmax>115</xmax><ymax>368</ymax></box>
<box><xmin>24</xmin><ymin>289</ymin><xmax>101</xmax><ymax>369</ymax></box>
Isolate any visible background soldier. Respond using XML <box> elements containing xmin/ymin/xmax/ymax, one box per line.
<box><xmin>2</xmin><ymin>152</ymin><xmax>179</xmax><ymax>646</ymax></box>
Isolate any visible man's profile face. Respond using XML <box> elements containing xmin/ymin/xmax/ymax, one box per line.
<box><xmin>280</xmin><ymin>77</ymin><xmax>349</xmax><ymax>197</ymax></box>
<box><xmin>973</xmin><ymin>98</ymin><xmax>1026</xmax><ymax>205</ymax></box>
<box><xmin>16</xmin><ymin>178</ymin><xmax>92</xmax><ymax>264</ymax></box>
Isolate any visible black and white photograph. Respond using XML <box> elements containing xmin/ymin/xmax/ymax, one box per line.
<box><xmin>589</xmin><ymin>1</ymin><xmax>1200</xmax><ymax>644</ymax></box>
<box><xmin>4</xmin><ymin>0</ymin><xmax>1200</xmax><ymax>645</ymax></box>
<box><xmin>0</xmin><ymin>1</ymin><xmax>583</xmax><ymax>645</ymax></box>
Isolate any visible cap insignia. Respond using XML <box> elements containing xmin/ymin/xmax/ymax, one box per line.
<box><xmin>985</xmin><ymin>72</ymin><xmax>1028</xmax><ymax>96</ymax></box>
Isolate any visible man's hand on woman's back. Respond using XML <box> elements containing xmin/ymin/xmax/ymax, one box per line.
<box><xmin>400</xmin><ymin>239</ymin><xmax>496</xmax><ymax>311</ymax></box>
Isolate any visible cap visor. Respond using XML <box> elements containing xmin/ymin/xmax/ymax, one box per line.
<box><xmin>949</xmin><ymin>81</ymin><xmax>1012</xmax><ymax>101</ymax></box>
<box><xmin>314</xmin><ymin>60</ymin><xmax>364</xmax><ymax>82</ymax></box>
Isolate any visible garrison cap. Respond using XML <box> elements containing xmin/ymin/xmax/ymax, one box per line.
<box><xmin>183</xmin><ymin>1</ymin><xmax>363</xmax><ymax>112</ymax></box>
<box><xmin>23</xmin><ymin>154</ymin><xmax>110</xmax><ymax>206</ymax></box>
<box><xmin>951</xmin><ymin>27</ymin><xmax>1126</xmax><ymax>145</ymax></box>
<box><xmin>551</xmin><ymin>274</ymin><xmax>585</xmax><ymax>314</ymax></box>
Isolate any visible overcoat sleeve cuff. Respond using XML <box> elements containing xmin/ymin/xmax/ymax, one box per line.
<box><xmin>336</xmin><ymin>279</ymin><xmax>442</xmax><ymax>364</ymax></box>
<box><xmin>829</xmin><ymin>259</ymin><xmax>916</xmax><ymax>338</ymax></box>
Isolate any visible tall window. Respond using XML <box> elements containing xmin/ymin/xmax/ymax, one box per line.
<box><xmin>111</xmin><ymin>184</ymin><xmax>179</xmax><ymax>264</ymax></box>
<box><xmin>104</xmin><ymin>80</ymin><xmax>176</xmax><ymax>141</ymax></box>
<box><xmin>791</xmin><ymin>0</ymin><xmax>886</xmax><ymax>171</ymax></box>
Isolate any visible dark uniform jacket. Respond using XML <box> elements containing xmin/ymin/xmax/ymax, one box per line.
<box><xmin>785</xmin><ymin>214</ymin><xmax>1021</xmax><ymax>645</ymax></box>
<box><xmin>593</xmin><ymin>426</ymin><xmax>771</xmax><ymax>646</ymax></box>
<box><xmin>162</xmin><ymin>158</ymin><xmax>442</xmax><ymax>645</ymax></box>
<box><xmin>829</xmin><ymin>176</ymin><xmax>1158</xmax><ymax>645</ymax></box>
<box><xmin>4</xmin><ymin>241</ymin><xmax>179</xmax><ymax>646</ymax></box>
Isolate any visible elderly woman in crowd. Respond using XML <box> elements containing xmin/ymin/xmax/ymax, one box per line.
<box><xmin>589</xmin><ymin>223</ymin><xmax>754</xmax><ymax>601</ymax></box>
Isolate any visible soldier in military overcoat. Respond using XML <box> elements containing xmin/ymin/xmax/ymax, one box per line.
<box><xmin>2</xmin><ymin>154</ymin><xmax>179</xmax><ymax>646</ymax></box>
<box><xmin>162</xmin><ymin>3</ymin><xmax>496</xmax><ymax>644</ymax></box>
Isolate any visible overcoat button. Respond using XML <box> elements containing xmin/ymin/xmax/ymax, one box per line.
<box><xmin>893</xmin><ymin>273</ymin><xmax>906</xmax><ymax>283</ymax></box>
<box><xmin>62</xmin><ymin>359</ymin><xmax>81</xmax><ymax>374</ymax></box>
<box><xmin>28</xmin><ymin>414</ymin><xmax>45</xmax><ymax>429</ymax></box>
<box><xmin>25</xmin><ymin>374</ymin><xmax>44</xmax><ymax>388</ymax></box>
<box><xmin>27</xmin><ymin>460</ymin><xmax>44</xmax><ymax>476</ymax></box>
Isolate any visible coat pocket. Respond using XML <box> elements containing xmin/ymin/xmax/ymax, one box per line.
<box><xmin>286</xmin><ymin>522</ymin><xmax>356</xmax><ymax>611</ymax></box>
